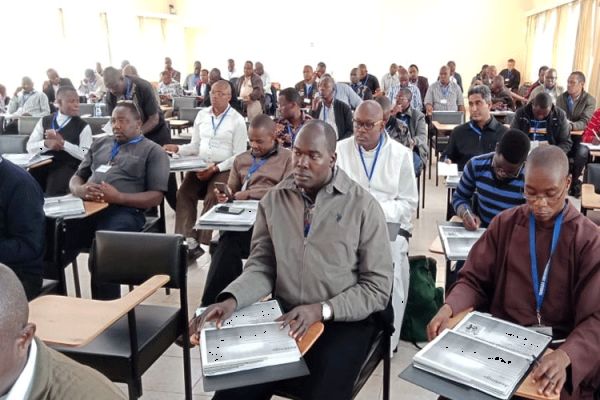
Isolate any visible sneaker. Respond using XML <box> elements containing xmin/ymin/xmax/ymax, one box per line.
<box><xmin>569</xmin><ymin>181</ymin><xmax>582</xmax><ymax>198</ymax></box>
<box><xmin>187</xmin><ymin>246</ymin><xmax>205</xmax><ymax>265</ymax></box>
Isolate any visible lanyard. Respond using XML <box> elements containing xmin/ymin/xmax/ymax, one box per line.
<box><xmin>363</xmin><ymin>75</ymin><xmax>369</xmax><ymax>87</ymax></box>
<box><xmin>468</xmin><ymin>121</ymin><xmax>483</xmax><ymax>139</ymax></box>
<box><xmin>211</xmin><ymin>106</ymin><xmax>231</xmax><ymax>136</ymax></box>
<box><xmin>441</xmin><ymin>84</ymin><xmax>450</xmax><ymax>97</ymax></box>
<box><xmin>322</xmin><ymin>104</ymin><xmax>330</xmax><ymax>122</ymax></box>
<box><xmin>287</xmin><ymin>122</ymin><xmax>303</xmax><ymax>146</ymax></box>
<box><xmin>358</xmin><ymin>133</ymin><xmax>384</xmax><ymax>183</ymax></box>
<box><xmin>21</xmin><ymin>92</ymin><xmax>33</xmax><ymax>107</ymax></box>
<box><xmin>109</xmin><ymin>135</ymin><xmax>143</xmax><ymax>162</ymax></box>
<box><xmin>529</xmin><ymin>208</ymin><xmax>565</xmax><ymax>325</ymax></box>
<box><xmin>242</xmin><ymin>155</ymin><xmax>269</xmax><ymax>190</ymax></box>
<box><xmin>530</xmin><ymin>120</ymin><xmax>543</xmax><ymax>141</ymax></box>
<box><xmin>306</xmin><ymin>84</ymin><xmax>312</xmax><ymax>97</ymax></box>
<box><xmin>51</xmin><ymin>113</ymin><xmax>71</xmax><ymax>132</ymax></box>
<box><xmin>124</xmin><ymin>78</ymin><xmax>133</xmax><ymax>100</ymax></box>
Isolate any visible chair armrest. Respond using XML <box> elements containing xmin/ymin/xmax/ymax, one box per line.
<box><xmin>30</xmin><ymin>274</ymin><xmax>170</xmax><ymax>347</ymax></box>
<box><xmin>582</xmin><ymin>184</ymin><xmax>600</xmax><ymax>210</ymax></box>
<box><xmin>297</xmin><ymin>322</ymin><xmax>324</xmax><ymax>356</ymax></box>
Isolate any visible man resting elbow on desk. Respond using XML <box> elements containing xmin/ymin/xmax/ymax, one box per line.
<box><xmin>69</xmin><ymin>102</ymin><xmax>169</xmax><ymax>299</ymax></box>
<box><xmin>200</xmin><ymin>114</ymin><xmax>292</xmax><ymax>304</ymax></box>
<box><xmin>428</xmin><ymin>146</ymin><xmax>600</xmax><ymax>399</ymax></box>
<box><xmin>190</xmin><ymin>120</ymin><xmax>393</xmax><ymax>400</ymax></box>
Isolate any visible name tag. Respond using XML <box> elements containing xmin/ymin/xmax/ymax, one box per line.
<box><xmin>440</xmin><ymin>99</ymin><xmax>448</xmax><ymax>105</ymax></box>
<box><xmin>304</xmin><ymin>98</ymin><xmax>311</xmax><ymax>104</ymax></box>
<box><xmin>96</xmin><ymin>164</ymin><xmax>112</xmax><ymax>173</ymax></box>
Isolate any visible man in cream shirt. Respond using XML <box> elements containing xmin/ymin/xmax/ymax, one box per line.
<box><xmin>163</xmin><ymin>80</ymin><xmax>247</xmax><ymax>261</ymax></box>
<box><xmin>336</xmin><ymin>100</ymin><xmax>418</xmax><ymax>351</ymax></box>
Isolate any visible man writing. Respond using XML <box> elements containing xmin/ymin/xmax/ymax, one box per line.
<box><xmin>428</xmin><ymin>146</ymin><xmax>600</xmax><ymax>399</ymax></box>
<box><xmin>190</xmin><ymin>120</ymin><xmax>393</xmax><ymax>399</ymax></box>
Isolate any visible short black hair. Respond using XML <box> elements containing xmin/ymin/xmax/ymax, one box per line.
<box><xmin>497</xmin><ymin>129</ymin><xmax>530</xmax><ymax>164</ymax></box>
<box><xmin>409</xmin><ymin>64</ymin><xmax>419</xmax><ymax>71</ymax></box>
<box><xmin>249</xmin><ymin>113</ymin><xmax>275</xmax><ymax>131</ymax></box>
<box><xmin>56</xmin><ymin>85</ymin><xmax>78</xmax><ymax>98</ymax></box>
<box><xmin>570</xmin><ymin>71</ymin><xmax>586</xmax><ymax>83</ymax></box>
<box><xmin>533</xmin><ymin>92</ymin><xmax>553</xmax><ymax>109</ymax></box>
<box><xmin>279</xmin><ymin>87</ymin><xmax>302</xmax><ymax>107</ymax></box>
<box><xmin>538</xmin><ymin>65</ymin><xmax>549</xmax><ymax>74</ymax></box>
<box><xmin>115</xmin><ymin>100</ymin><xmax>142</xmax><ymax>120</ymax></box>
<box><xmin>317</xmin><ymin>62</ymin><xmax>326</xmax><ymax>68</ymax></box>
<box><xmin>374</xmin><ymin>96</ymin><xmax>391</xmax><ymax>112</ymax></box>
<box><xmin>508</xmin><ymin>58</ymin><xmax>516</xmax><ymax>63</ymax></box>
<box><xmin>299</xmin><ymin>120</ymin><xmax>336</xmax><ymax>154</ymax></box>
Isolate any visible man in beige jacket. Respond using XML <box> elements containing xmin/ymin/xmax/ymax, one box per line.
<box><xmin>190</xmin><ymin>120</ymin><xmax>393</xmax><ymax>400</ymax></box>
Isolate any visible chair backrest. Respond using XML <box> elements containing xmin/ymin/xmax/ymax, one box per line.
<box><xmin>584</xmin><ymin>163</ymin><xmax>600</xmax><ymax>191</ymax></box>
<box><xmin>18</xmin><ymin>116</ymin><xmax>41</xmax><ymax>135</ymax></box>
<box><xmin>172</xmin><ymin>96</ymin><xmax>196</xmax><ymax>112</ymax></box>
<box><xmin>90</xmin><ymin>231</ymin><xmax>186</xmax><ymax>290</ymax></box>
<box><xmin>78</xmin><ymin>103</ymin><xmax>94</xmax><ymax>116</ymax></box>
<box><xmin>82</xmin><ymin>116</ymin><xmax>110</xmax><ymax>135</ymax></box>
<box><xmin>432</xmin><ymin>111</ymin><xmax>465</xmax><ymax>125</ymax></box>
<box><xmin>179</xmin><ymin>107</ymin><xmax>202</xmax><ymax>123</ymax></box>
<box><xmin>0</xmin><ymin>135</ymin><xmax>28</xmax><ymax>153</ymax></box>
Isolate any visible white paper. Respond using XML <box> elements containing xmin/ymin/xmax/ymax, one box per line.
<box><xmin>169</xmin><ymin>156</ymin><xmax>208</xmax><ymax>171</ymax></box>
<box><xmin>437</xmin><ymin>162</ymin><xmax>459</xmax><ymax>177</ymax></box>
<box><xmin>195</xmin><ymin>201</ymin><xmax>259</xmax><ymax>229</ymax></box>
<box><xmin>44</xmin><ymin>194</ymin><xmax>86</xmax><ymax>218</ymax></box>
<box><xmin>582</xmin><ymin>142</ymin><xmax>600</xmax><ymax>151</ymax></box>
<box><xmin>438</xmin><ymin>224</ymin><xmax>486</xmax><ymax>261</ymax></box>
<box><xmin>3</xmin><ymin>153</ymin><xmax>53</xmax><ymax>168</ymax></box>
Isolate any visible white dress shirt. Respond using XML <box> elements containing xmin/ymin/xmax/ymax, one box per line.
<box><xmin>178</xmin><ymin>106</ymin><xmax>248</xmax><ymax>171</ymax></box>
<box><xmin>381</xmin><ymin>72</ymin><xmax>399</xmax><ymax>94</ymax></box>
<box><xmin>27</xmin><ymin>112</ymin><xmax>93</xmax><ymax>160</ymax></box>
<box><xmin>4</xmin><ymin>339</ymin><xmax>37</xmax><ymax>400</ymax></box>
<box><xmin>319</xmin><ymin>102</ymin><xmax>338</xmax><ymax>138</ymax></box>
<box><xmin>226</xmin><ymin>68</ymin><xmax>238</xmax><ymax>80</ymax></box>
<box><xmin>259</xmin><ymin>72</ymin><xmax>271</xmax><ymax>93</ymax></box>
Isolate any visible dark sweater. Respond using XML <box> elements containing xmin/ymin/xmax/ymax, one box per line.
<box><xmin>0</xmin><ymin>158</ymin><xmax>45</xmax><ymax>278</ymax></box>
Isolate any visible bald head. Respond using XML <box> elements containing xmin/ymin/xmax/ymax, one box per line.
<box><xmin>439</xmin><ymin>66</ymin><xmax>450</xmax><ymax>84</ymax></box>
<box><xmin>0</xmin><ymin>264</ymin><xmax>28</xmax><ymax>338</ymax></box>
<box><xmin>527</xmin><ymin>146</ymin><xmax>569</xmax><ymax>180</ymax></box>
<box><xmin>297</xmin><ymin>119</ymin><xmax>337</xmax><ymax>154</ymax></box>
<box><xmin>212</xmin><ymin>80</ymin><xmax>231</xmax><ymax>94</ymax></box>
<box><xmin>356</xmin><ymin>100</ymin><xmax>384</xmax><ymax>120</ymax></box>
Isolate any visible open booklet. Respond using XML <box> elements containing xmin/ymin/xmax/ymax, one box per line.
<box><xmin>44</xmin><ymin>194</ymin><xmax>86</xmax><ymax>218</ymax></box>
<box><xmin>413</xmin><ymin>312</ymin><xmax>552</xmax><ymax>400</ymax></box>
<box><xmin>438</xmin><ymin>223</ymin><xmax>486</xmax><ymax>261</ymax></box>
<box><xmin>198</xmin><ymin>300</ymin><xmax>301</xmax><ymax>377</ymax></box>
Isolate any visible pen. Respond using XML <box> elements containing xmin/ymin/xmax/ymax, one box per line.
<box><xmin>592</xmin><ymin>129</ymin><xmax>600</xmax><ymax>142</ymax></box>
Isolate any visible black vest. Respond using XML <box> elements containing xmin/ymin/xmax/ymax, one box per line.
<box><xmin>41</xmin><ymin>114</ymin><xmax>87</xmax><ymax>165</ymax></box>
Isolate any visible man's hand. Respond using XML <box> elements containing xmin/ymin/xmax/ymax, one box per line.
<box><xmin>75</xmin><ymin>182</ymin><xmax>104</xmax><ymax>202</ymax></box>
<box><xmin>13</xmin><ymin>86</ymin><xmax>22</xmax><ymax>97</ymax></box>
<box><xmin>44</xmin><ymin>130</ymin><xmax>65</xmax><ymax>151</ymax></box>
<box><xmin>213</xmin><ymin>184</ymin><xmax>233</xmax><ymax>203</ymax></box>
<box><xmin>99</xmin><ymin>181</ymin><xmax>122</xmax><ymax>204</ymax></box>
<box><xmin>459</xmin><ymin>207</ymin><xmax>481</xmax><ymax>231</ymax></box>
<box><xmin>532</xmin><ymin>349</ymin><xmax>571</xmax><ymax>397</ymax></box>
<box><xmin>311</xmin><ymin>95</ymin><xmax>322</xmax><ymax>112</ymax></box>
<box><xmin>196</xmin><ymin>164</ymin><xmax>218</xmax><ymax>181</ymax></box>
<box><xmin>234</xmin><ymin>191</ymin><xmax>250</xmax><ymax>201</ymax></box>
<box><xmin>163</xmin><ymin>144</ymin><xmax>179</xmax><ymax>153</ymax></box>
<box><xmin>426</xmin><ymin>304</ymin><xmax>453</xmax><ymax>341</ymax></box>
<box><xmin>275</xmin><ymin>303</ymin><xmax>322</xmax><ymax>341</ymax></box>
<box><xmin>188</xmin><ymin>297</ymin><xmax>237</xmax><ymax>345</ymax></box>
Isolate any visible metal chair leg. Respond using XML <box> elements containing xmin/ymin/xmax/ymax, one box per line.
<box><xmin>72</xmin><ymin>259</ymin><xmax>82</xmax><ymax>298</ymax></box>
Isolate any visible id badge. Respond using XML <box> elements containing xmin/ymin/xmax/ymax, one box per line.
<box><xmin>304</xmin><ymin>98</ymin><xmax>311</xmax><ymax>104</ymax></box>
<box><xmin>529</xmin><ymin>325</ymin><xmax>553</xmax><ymax>337</ymax></box>
<box><xmin>440</xmin><ymin>99</ymin><xmax>448</xmax><ymax>105</ymax></box>
<box><xmin>96</xmin><ymin>164</ymin><xmax>112</xmax><ymax>173</ymax></box>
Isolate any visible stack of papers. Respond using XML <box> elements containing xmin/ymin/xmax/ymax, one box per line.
<box><xmin>3</xmin><ymin>153</ymin><xmax>53</xmax><ymax>168</ymax></box>
<box><xmin>437</xmin><ymin>162</ymin><xmax>459</xmax><ymax>177</ymax></box>
<box><xmin>413</xmin><ymin>312</ymin><xmax>551</xmax><ymax>399</ymax></box>
<box><xmin>198</xmin><ymin>300</ymin><xmax>301</xmax><ymax>376</ymax></box>
<box><xmin>44</xmin><ymin>195</ymin><xmax>86</xmax><ymax>218</ymax></box>
<box><xmin>438</xmin><ymin>223</ymin><xmax>485</xmax><ymax>261</ymax></box>
<box><xmin>195</xmin><ymin>201</ymin><xmax>259</xmax><ymax>231</ymax></box>
<box><xmin>445</xmin><ymin>173</ymin><xmax>462</xmax><ymax>188</ymax></box>
<box><xmin>169</xmin><ymin>155</ymin><xmax>208</xmax><ymax>171</ymax></box>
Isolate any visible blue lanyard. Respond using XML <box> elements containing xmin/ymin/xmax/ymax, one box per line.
<box><xmin>245</xmin><ymin>155</ymin><xmax>269</xmax><ymax>182</ymax></box>
<box><xmin>468</xmin><ymin>121</ymin><xmax>483</xmax><ymax>138</ymax></box>
<box><xmin>530</xmin><ymin>120</ymin><xmax>541</xmax><ymax>140</ymax></box>
<box><xmin>109</xmin><ymin>136</ymin><xmax>144</xmax><ymax>162</ymax></box>
<box><xmin>51</xmin><ymin>113</ymin><xmax>71</xmax><ymax>132</ymax></box>
<box><xmin>305</xmin><ymin>84</ymin><xmax>312</xmax><ymax>97</ymax></box>
<box><xmin>211</xmin><ymin>106</ymin><xmax>231</xmax><ymax>136</ymax></box>
<box><xmin>363</xmin><ymin>75</ymin><xmax>369</xmax><ymax>87</ymax></box>
<box><xmin>441</xmin><ymin>84</ymin><xmax>450</xmax><ymax>97</ymax></box>
<box><xmin>322</xmin><ymin>104</ymin><xmax>330</xmax><ymax>122</ymax></box>
<box><xmin>528</xmin><ymin>208</ymin><xmax>565</xmax><ymax>324</ymax></box>
<box><xmin>124</xmin><ymin>78</ymin><xmax>133</xmax><ymax>100</ymax></box>
<box><xmin>358</xmin><ymin>133</ymin><xmax>384</xmax><ymax>183</ymax></box>
<box><xmin>287</xmin><ymin>123</ymin><xmax>303</xmax><ymax>146</ymax></box>
<box><xmin>21</xmin><ymin>92</ymin><xmax>33</xmax><ymax>107</ymax></box>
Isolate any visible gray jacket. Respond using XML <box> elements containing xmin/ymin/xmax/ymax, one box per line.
<box><xmin>392</xmin><ymin>107</ymin><xmax>429</xmax><ymax>164</ymax></box>
<box><xmin>556</xmin><ymin>90</ymin><xmax>597</xmax><ymax>131</ymax></box>
<box><xmin>221</xmin><ymin>168</ymin><xmax>393</xmax><ymax>321</ymax></box>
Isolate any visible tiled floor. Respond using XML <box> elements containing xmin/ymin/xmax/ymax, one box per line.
<box><xmin>63</xmin><ymin>161</ymin><xmax>583</xmax><ymax>400</ymax></box>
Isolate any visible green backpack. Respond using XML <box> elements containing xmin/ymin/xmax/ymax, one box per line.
<box><xmin>401</xmin><ymin>255</ymin><xmax>444</xmax><ymax>344</ymax></box>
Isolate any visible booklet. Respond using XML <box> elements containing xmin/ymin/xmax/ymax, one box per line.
<box><xmin>413</xmin><ymin>312</ymin><xmax>551</xmax><ymax>400</ymax></box>
<box><xmin>44</xmin><ymin>195</ymin><xmax>86</xmax><ymax>218</ymax></box>
<box><xmin>198</xmin><ymin>300</ymin><xmax>301</xmax><ymax>377</ymax></box>
<box><xmin>438</xmin><ymin>223</ymin><xmax>486</xmax><ymax>261</ymax></box>
<box><xmin>3</xmin><ymin>153</ymin><xmax>53</xmax><ymax>168</ymax></box>
<box><xmin>438</xmin><ymin>162</ymin><xmax>459</xmax><ymax>177</ymax></box>
<box><xmin>169</xmin><ymin>155</ymin><xmax>208</xmax><ymax>171</ymax></box>
<box><xmin>195</xmin><ymin>201</ymin><xmax>259</xmax><ymax>231</ymax></box>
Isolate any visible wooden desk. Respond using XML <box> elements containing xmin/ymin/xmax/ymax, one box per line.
<box><xmin>83</xmin><ymin>201</ymin><xmax>109</xmax><ymax>216</ymax></box>
<box><xmin>168</xmin><ymin>119</ymin><xmax>192</xmax><ymax>135</ymax></box>
<box><xmin>581</xmin><ymin>184</ymin><xmax>600</xmax><ymax>211</ymax></box>
<box><xmin>30</xmin><ymin>275</ymin><xmax>170</xmax><ymax>347</ymax></box>
<box><xmin>571</xmin><ymin>130</ymin><xmax>584</xmax><ymax>136</ymax></box>
<box><xmin>28</xmin><ymin>158</ymin><xmax>52</xmax><ymax>169</ymax></box>
<box><xmin>160</xmin><ymin>105</ymin><xmax>173</xmax><ymax>113</ymax></box>
<box><xmin>432</xmin><ymin>121</ymin><xmax>458</xmax><ymax>133</ymax></box>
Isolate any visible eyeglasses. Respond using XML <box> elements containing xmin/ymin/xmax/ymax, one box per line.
<box><xmin>210</xmin><ymin>91</ymin><xmax>229</xmax><ymax>97</ymax></box>
<box><xmin>522</xmin><ymin>182</ymin><xmax>568</xmax><ymax>204</ymax></box>
<box><xmin>353</xmin><ymin>119</ymin><xmax>380</xmax><ymax>130</ymax></box>
<box><xmin>491</xmin><ymin>158</ymin><xmax>523</xmax><ymax>179</ymax></box>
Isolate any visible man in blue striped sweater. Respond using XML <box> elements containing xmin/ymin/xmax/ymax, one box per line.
<box><xmin>452</xmin><ymin>129</ymin><xmax>531</xmax><ymax>230</ymax></box>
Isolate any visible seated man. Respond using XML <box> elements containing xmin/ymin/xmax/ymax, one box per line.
<box><xmin>499</xmin><ymin>58</ymin><xmax>521</xmax><ymax>92</ymax></box>
<box><xmin>27</xmin><ymin>86</ymin><xmax>92</xmax><ymax>196</ymax></box>
<box><xmin>163</xmin><ymin>56</ymin><xmax>181</xmax><ymax>82</ymax></box>
<box><xmin>387</xmin><ymin>67</ymin><xmax>423</xmax><ymax>112</ymax></box>
<box><xmin>444</xmin><ymin>85</ymin><xmax>508</xmax><ymax>171</ymax></box>
<box><xmin>0</xmin><ymin>264</ymin><xmax>127</xmax><ymax>399</ymax></box>
<box><xmin>349</xmin><ymin>68</ymin><xmax>373</xmax><ymax>100</ymax></box>
<box><xmin>526</xmin><ymin>65</ymin><xmax>549</xmax><ymax>99</ymax></box>
<box><xmin>158</xmin><ymin>70</ymin><xmax>183</xmax><ymax>104</ymax></box>
<box><xmin>274</xmin><ymin>87</ymin><xmax>312</xmax><ymax>148</ymax></box>
<box><xmin>452</xmin><ymin>129</ymin><xmax>529</xmax><ymax>230</ymax></box>
<box><xmin>196</xmin><ymin>69</ymin><xmax>210</xmax><ymax>102</ymax></box>
<box><xmin>294</xmin><ymin>65</ymin><xmax>318</xmax><ymax>108</ymax></box>
<box><xmin>529</xmin><ymin>68</ymin><xmax>564</xmax><ymax>104</ymax></box>
<box><xmin>69</xmin><ymin>101</ymin><xmax>169</xmax><ymax>299</ymax></box>
<box><xmin>77</xmin><ymin>68</ymin><xmax>106</xmax><ymax>103</ymax></box>
<box><xmin>408</xmin><ymin>64</ymin><xmax>429</xmax><ymax>107</ymax></box>
<box><xmin>310</xmin><ymin>75</ymin><xmax>353</xmax><ymax>140</ymax></box>
<box><xmin>202</xmin><ymin>68</ymin><xmax>239</xmax><ymax>111</ymax></box>
<box><xmin>357</xmin><ymin>63</ymin><xmax>381</xmax><ymax>94</ymax></box>
<box><xmin>42</xmin><ymin>69</ymin><xmax>74</xmax><ymax>113</ymax></box>
<box><xmin>183</xmin><ymin>60</ymin><xmax>202</xmax><ymax>92</ymax></box>
<box><xmin>381</xmin><ymin>63</ymin><xmax>399</xmax><ymax>96</ymax></box>
<box><xmin>235</xmin><ymin>60</ymin><xmax>264</xmax><ymax>119</ymax></box>
<box><xmin>336</xmin><ymin>100</ymin><xmax>417</xmax><ymax>350</ymax></box>
<box><xmin>163</xmin><ymin>80</ymin><xmax>247</xmax><ymax>260</ymax></box>
<box><xmin>190</xmin><ymin>120</ymin><xmax>393</xmax><ymax>400</ymax></box>
<box><xmin>428</xmin><ymin>146</ymin><xmax>600</xmax><ymax>399</ymax></box>
<box><xmin>5</xmin><ymin>77</ymin><xmax>50</xmax><ymax>133</ymax></box>
<box><xmin>200</xmin><ymin>115</ymin><xmax>293</xmax><ymax>306</ymax></box>
<box><xmin>424</xmin><ymin>66</ymin><xmax>465</xmax><ymax>117</ymax></box>
<box><xmin>511</xmin><ymin>92</ymin><xmax>571</xmax><ymax>154</ymax></box>
<box><xmin>490</xmin><ymin>75</ymin><xmax>515</xmax><ymax>111</ymax></box>
<box><xmin>0</xmin><ymin>155</ymin><xmax>45</xmax><ymax>300</ymax></box>
<box><xmin>556</xmin><ymin>71</ymin><xmax>596</xmax><ymax>197</ymax></box>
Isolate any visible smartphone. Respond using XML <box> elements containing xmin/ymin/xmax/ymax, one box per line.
<box><xmin>215</xmin><ymin>206</ymin><xmax>244</xmax><ymax>215</ymax></box>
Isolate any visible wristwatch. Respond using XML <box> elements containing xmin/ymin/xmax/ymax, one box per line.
<box><xmin>321</xmin><ymin>301</ymin><xmax>333</xmax><ymax>321</ymax></box>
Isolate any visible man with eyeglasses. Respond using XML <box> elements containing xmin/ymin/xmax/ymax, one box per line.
<box><xmin>429</xmin><ymin>145</ymin><xmax>600</xmax><ymax>399</ymax></box>
<box><xmin>444</xmin><ymin>85</ymin><xmax>508</xmax><ymax>171</ymax></box>
<box><xmin>529</xmin><ymin>68</ymin><xmax>564</xmax><ymax>105</ymax></box>
<box><xmin>336</xmin><ymin>100</ymin><xmax>418</xmax><ymax>351</ymax></box>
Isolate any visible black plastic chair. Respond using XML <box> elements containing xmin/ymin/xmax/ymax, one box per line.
<box><xmin>52</xmin><ymin>231</ymin><xmax>192</xmax><ymax>399</ymax></box>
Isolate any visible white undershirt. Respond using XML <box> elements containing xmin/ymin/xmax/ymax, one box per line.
<box><xmin>4</xmin><ymin>340</ymin><xmax>37</xmax><ymax>400</ymax></box>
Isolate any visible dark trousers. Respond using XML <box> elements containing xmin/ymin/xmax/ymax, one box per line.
<box><xmin>165</xmin><ymin>173</ymin><xmax>178</xmax><ymax>211</ymax></box>
<box><xmin>568</xmin><ymin>139</ymin><xmax>589</xmax><ymax>184</ymax></box>
<box><xmin>201</xmin><ymin>229</ymin><xmax>253</xmax><ymax>306</ymax></box>
<box><xmin>29</xmin><ymin>161</ymin><xmax>78</xmax><ymax>196</ymax></box>
<box><xmin>14</xmin><ymin>268</ymin><xmax>43</xmax><ymax>300</ymax></box>
<box><xmin>90</xmin><ymin>205</ymin><xmax>146</xmax><ymax>300</ymax></box>
<box><xmin>213</xmin><ymin>318</ymin><xmax>377</xmax><ymax>400</ymax></box>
